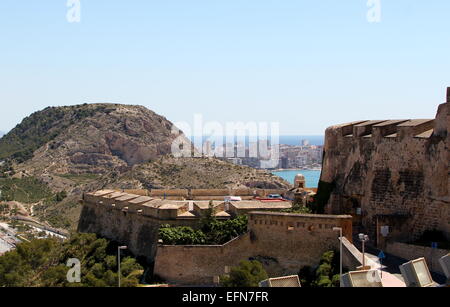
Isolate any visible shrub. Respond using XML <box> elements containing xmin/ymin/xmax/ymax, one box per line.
<box><xmin>159</xmin><ymin>215</ymin><xmax>248</xmax><ymax>246</ymax></box>
<box><xmin>0</xmin><ymin>233</ymin><xmax>144</xmax><ymax>287</ymax></box>
<box><xmin>158</xmin><ymin>225</ymin><xmax>207</xmax><ymax>245</ymax></box>
<box><xmin>315</xmin><ymin>263</ymin><xmax>332</xmax><ymax>278</ymax></box>
<box><xmin>220</xmin><ymin>260</ymin><xmax>268</xmax><ymax>287</ymax></box>
<box><xmin>316</xmin><ymin>276</ymin><xmax>332</xmax><ymax>287</ymax></box>
<box><xmin>331</xmin><ymin>274</ymin><xmax>341</xmax><ymax>287</ymax></box>
<box><xmin>299</xmin><ymin>250</ymin><xmax>340</xmax><ymax>288</ymax></box>
<box><xmin>320</xmin><ymin>250</ymin><xmax>335</xmax><ymax>265</ymax></box>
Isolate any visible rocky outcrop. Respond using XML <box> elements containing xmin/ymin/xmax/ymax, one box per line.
<box><xmin>319</xmin><ymin>88</ymin><xmax>450</xmax><ymax>243</ymax></box>
<box><xmin>18</xmin><ymin>104</ymin><xmax>189</xmax><ymax>175</ymax></box>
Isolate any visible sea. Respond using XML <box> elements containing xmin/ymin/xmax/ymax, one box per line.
<box><xmin>272</xmin><ymin>169</ymin><xmax>322</xmax><ymax>188</ymax></box>
<box><xmin>278</xmin><ymin>135</ymin><xmax>324</xmax><ymax>146</ymax></box>
<box><xmin>188</xmin><ymin>135</ymin><xmax>325</xmax><ymax>188</ymax></box>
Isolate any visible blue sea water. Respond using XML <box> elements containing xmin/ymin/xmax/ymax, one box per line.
<box><xmin>272</xmin><ymin>169</ymin><xmax>321</xmax><ymax>188</ymax></box>
<box><xmin>278</xmin><ymin>135</ymin><xmax>324</xmax><ymax>146</ymax></box>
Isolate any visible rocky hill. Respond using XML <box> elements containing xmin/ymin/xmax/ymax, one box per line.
<box><xmin>0</xmin><ymin>104</ymin><xmax>187</xmax><ymax>175</ymax></box>
<box><xmin>0</xmin><ymin>104</ymin><xmax>291</xmax><ymax>230</ymax></box>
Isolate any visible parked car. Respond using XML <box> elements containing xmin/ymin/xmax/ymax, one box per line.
<box><xmin>267</xmin><ymin>194</ymin><xmax>284</xmax><ymax>200</ymax></box>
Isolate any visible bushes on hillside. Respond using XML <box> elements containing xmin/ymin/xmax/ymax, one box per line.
<box><xmin>0</xmin><ymin>233</ymin><xmax>144</xmax><ymax>287</ymax></box>
<box><xmin>220</xmin><ymin>260</ymin><xmax>268</xmax><ymax>287</ymax></box>
<box><xmin>0</xmin><ymin>105</ymin><xmax>112</xmax><ymax>163</ymax></box>
<box><xmin>0</xmin><ymin>177</ymin><xmax>54</xmax><ymax>203</ymax></box>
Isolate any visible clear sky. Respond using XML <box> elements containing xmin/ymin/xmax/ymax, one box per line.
<box><xmin>1</xmin><ymin>1</ymin><xmax>449</xmax><ymax>135</ymax></box>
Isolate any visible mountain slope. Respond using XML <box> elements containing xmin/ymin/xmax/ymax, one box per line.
<box><xmin>0</xmin><ymin>103</ymin><xmax>291</xmax><ymax>230</ymax></box>
<box><xmin>2</xmin><ymin>104</ymin><xmax>188</xmax><ymax>175</ymax></box>
<box><xmin>109</xmin><ymin>156</ymin><xmax>290</xmax><ymax>190</ymax></box>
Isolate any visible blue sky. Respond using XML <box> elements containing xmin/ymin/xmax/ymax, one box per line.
<box><xmin>1</xmin><ymin>1</ymin><xmax>449</xmax><ymax>135</ymax></box>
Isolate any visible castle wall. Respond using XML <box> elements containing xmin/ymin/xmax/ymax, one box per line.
<box><xmin>385</xmin><ymin>242</ymin><xmax>449</xmax><ymax>275</ymax></box>
<box><xmin>77</xmin><ymin>190</ymin><xmax>295</xmax><ymax>261</ymax></box>
<box><xmin>320</xmin><ymin>90</ymin><xmax>450</xmax><ymax>243</ymax></box>
<box><xmin>78</xmin><ymin>199</ymin><xmax>199</xmax><ymax>260</ymax></box>
<box><xmin>153</xmin><ymin>212</ymin><xmax>352</xmax><ymax>285</ymax></box>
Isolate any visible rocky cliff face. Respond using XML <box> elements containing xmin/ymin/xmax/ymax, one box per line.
<box><xmin>319</xmin><ymin>89</ymin><xmax>450</xmax><ymax>243</ymax></box>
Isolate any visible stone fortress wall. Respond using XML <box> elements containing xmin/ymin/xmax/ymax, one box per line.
<box><xmin>320</xmin><ymin>88</ymin><xmax>450</xmax><ymax>244</ymax></box>
<box><xmin>153</xmin><ymin>211</ymin><xmax>352</xmax><ymax>285</ymax></box>
<box><xmin>78</xmin><ymin>189</ymin><xmax>292</xmax><ymax>260</ymax></box>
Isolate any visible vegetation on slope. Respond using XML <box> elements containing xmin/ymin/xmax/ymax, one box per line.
<box><xmin>0</xmin><ymin>177</ymin><xmax>55</xmax><ymax>203</ymax></box>
<box><xmin>119</xmin><ymin>156</ymin><xmax>290</xmax><ymax>190</ymax></box>
<box><xmin>0</xmin><ymin>176</ymin><xmax>73</xmax><ymax>229</ymax></box>
<box><xmin>0</xmin><ymin>104</ymin><xmax>113</xmax><ymax>163</ymax></box>
<box><xmin>0</xmin><ymin>233</ymin><xmax>144</xmax><ymax>287</ymax></box>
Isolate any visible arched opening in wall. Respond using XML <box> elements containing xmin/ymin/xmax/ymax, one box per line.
<box><xmin>342</xmin><ymin>196</ymin><xmax>361</xmax><ymax>214</ymax></box>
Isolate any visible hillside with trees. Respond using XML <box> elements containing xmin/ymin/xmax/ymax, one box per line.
<box><xmin>0</xmin><ymin>233</ymin><xmax>144</xmax><ymax>287</ymax></box>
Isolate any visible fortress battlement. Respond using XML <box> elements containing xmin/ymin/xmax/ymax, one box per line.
<box><xmin>83</xmin><ymin>189</ymin><xmax>292</xmax><ymax>221</ymax></box>
<box><xmin>320</xmin><ymin>88</ymin><xmax>450</xmax><ymax>244</ymax></box>
<box><xmin>79</xmin><ymin>189</ymin><xmax>294</xmax><ymax>259</ymax></box>
<box><xmin>330</xmin><ymin>119</ymin><xmax>437</xmax><ymax>143</ymax></box>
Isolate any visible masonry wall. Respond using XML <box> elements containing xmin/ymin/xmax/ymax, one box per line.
<box><xmin>77</xmin><ymin>200</ymin><xmax>199</xmax><ymax>260</ymax></box>
<box><xmin>386</xmin><ymin>242</ymin><xmax>449</xmax><ymax>275</ymax></box>
<box><xmin>320</xmin><ymin>92</ymin><xmax>450</xmax><ymax>243</ymax></box>
<box><xmin>153</xmin><ymin>212</ymin><xmax>352</xmax><ymax>285</ymax></box>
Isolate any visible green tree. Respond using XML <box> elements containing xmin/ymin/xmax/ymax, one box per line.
<box><xmin>0</xmin><ymin>233</ymin><xmax>144</xmax><ymax>287</ymax></box>
<box><xmin>220</xmin><ymin>260</ymin><xmax>268</xmax><ymax>287</ymax></box>
<box><xmin>311</xmin><ymin>250</ymin><xmax>340</xmax><ymax>288</ymax></box>
<box><xmin>200</xmin><ymin>200</ymin><xmax>217</xmax><ymax>233</ymax></box>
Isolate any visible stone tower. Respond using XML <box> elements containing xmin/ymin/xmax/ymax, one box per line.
<box><xmin>294</xmin><ymin>174</ymin><xmax>306</xmax><ymax>189</ymax></box>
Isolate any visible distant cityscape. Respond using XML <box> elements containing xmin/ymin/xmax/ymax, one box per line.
<box><xmin>191</xmin><ymin>136</ymin><xmax>324</xmax><ymax>170</ymax></box>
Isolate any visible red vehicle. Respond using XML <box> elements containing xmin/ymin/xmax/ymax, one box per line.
<box><xmin>255</xmin><ymin>194</ymin><xmax>288</xmax><ymax>202</ymax></box>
